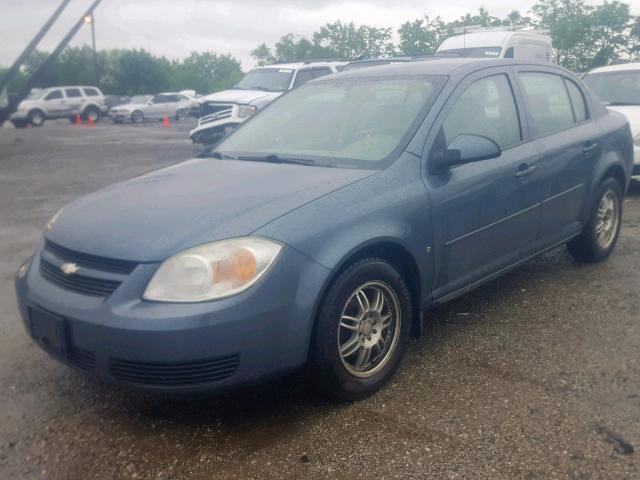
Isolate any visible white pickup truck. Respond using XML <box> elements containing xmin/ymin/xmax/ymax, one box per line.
<box><xmin>190</xmin><ymin>61</ymin><xmax>345</xmax><ymax>145</ymax></box>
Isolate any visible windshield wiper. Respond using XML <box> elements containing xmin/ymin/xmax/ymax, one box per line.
<box><xmin>198</xmin><ymin>149</ymin><xmax>236</xmax><ymax>160</ymax></box>
<box><xmin>237</xmin><ymin>154</ymin><xmax>316</xmax><ymax>166</ymax></box>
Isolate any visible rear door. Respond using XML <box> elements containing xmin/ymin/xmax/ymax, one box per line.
<box><xmin>64</xmin><ymin>88</ymin><xmax>84</xmax><ymax>115</ymax></box>
<box><xmin>146</xmin><ymin>94</ymin><xmax>170</xmax><ymax>119</ymax></box>
<box><xmin>423</xmin><ymin>68</ymin><xmax>541</xmax><ymax>300</ymax></box>
<box><xmin>515</xmin><ymin>68</ymin><xmax>600</xmax><ymax>248</ymax></box>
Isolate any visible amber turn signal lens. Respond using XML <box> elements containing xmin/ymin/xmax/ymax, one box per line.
<box><xmin>212</xmin><ymin>247</ymin><xmax>257</xmax><ymax>285</ymax></box>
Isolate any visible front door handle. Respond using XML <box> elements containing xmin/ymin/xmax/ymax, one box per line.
<box><xmin>583</xmin><ymin>142</ymin><xmax>600</xmax><ymax>157</ymax></box>
<box><xmin>515</xmin><ymin>164</ymin><xmax>537</xmax><ymax>178</ymax></box>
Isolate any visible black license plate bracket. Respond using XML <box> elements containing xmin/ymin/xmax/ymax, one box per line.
<box><xmin>29</xmin><ymin>308</ymin><xmax>67</xmax><ymax>356</ymax></box>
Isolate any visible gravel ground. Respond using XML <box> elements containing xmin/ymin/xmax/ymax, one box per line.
<box><xmin>0</xmin><ymin>119</ymin><xmax>639</xmax><ymax>480</ymax></box>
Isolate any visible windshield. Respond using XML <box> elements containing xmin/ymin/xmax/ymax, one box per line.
<box><xmin>217</xmin><ymin>75</ymin><xmax>447</xmax><ymax>168</ymax></box>
<box><xmin>438</xmin><ymin>47</ymin><xmax>502</xmax><ymax>58</ymax></box>
<box><xmin>130</xmin><ymin>95</ymin><xmax>151</xmax><ymax>104</ymax></box>
<box><xmin>26</xmin><ymin>89</ymin><xmax>45</xmax><ymax>100</ymax></box>
<box><xmin>583</xmin><ymin>70</ymin><xmax>640</xmax><ymax>106</ymax></box>
<box><xmin>235</xmin><ymin>68</ymin><xmax>294</xmax><ymax>92</ymax></box>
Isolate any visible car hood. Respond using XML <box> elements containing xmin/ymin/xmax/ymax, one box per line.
<box><xmin>47</xmin><ymin>159</ymin><xmax>373</xmax><ymax>262</ymax></box>
<box><xmin>199</xmin><ymin>89</ymin><xmax>282</xmax><ymax>105</ymax></box>
<box><xmin>607</xmin><ymin>105</ymin><xmax>640</xmax><ymax>134</ymax></box>
<box><xmin>111</xmin><ymin>103</ymin><xmax>147</xmax><ymax>111</ymax></box>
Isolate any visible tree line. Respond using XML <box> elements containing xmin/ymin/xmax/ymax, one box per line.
<box><xmin>2</xmin><ymin>0</ymin><xmax>639</xmax><ymax>97</ymax></box>
<box><xmin>1</xmin><ymin>48</ymin><xmax>243</xmax><ymax>96</ymax></box>
<box><xmin>253</xmin><ymin>0</ymin><xmax>640</xmax><ymax>72</ymax></box>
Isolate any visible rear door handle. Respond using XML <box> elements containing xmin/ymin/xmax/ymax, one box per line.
<box><xmin>515</xmin><ymin>164</ymin><xmax>537</xmax><ymax>178</ymax></box>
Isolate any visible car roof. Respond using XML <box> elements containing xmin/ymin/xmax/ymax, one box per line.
<box><xmin>325</xmin><ymin>57</ymin><xmax>567</xmax><ymax>80</ymax></box>
<box><xmin>48</xmin><ymin>86</ymin><xmax>101</xmax><ymax>90</ymax></box>
<box><xmin>586</xmin><ymin>62</ymin><xmax>640</xmax><ymax>74</ymax></box>
<box><xmin>256</xmin><ymin>61</ymin><xmax>345</xmax><ymax>70</ymax></box>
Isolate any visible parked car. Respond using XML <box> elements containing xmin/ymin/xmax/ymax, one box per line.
<box><xmin>436</xmin><ymin>29</ymin><xmax>553</xmax><ymax>63</ymax></box>
<box><xmin>190</xmin><ymin>61</ymin><xmax>345</xmax><ymax>145</ymax></box>
<box><xmin>109</xmin><ymin>93</ymin><xmax>192</xmax><ymax>124</ymax></box>
<box><xmin>15</xmin><ymin>59</ymin><xmax>632</xmax><ymax>400</ymax></box>
<box><xmin>104</xmin><ymin>95</ymin><xmax>131</xmax><ymax>111</ymax></box>
<box><xmin>10</xmin><ymin>86</ymin><xmax>107</xmax><ymax>127</ymax></box>
<box><xmin>582</xmin><ymin>62</ymin><xmax>640</xmax><ymax>175</ymax></box>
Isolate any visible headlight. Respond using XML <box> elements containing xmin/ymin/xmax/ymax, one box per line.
<box><xmin>17</xmin><ymin>256</ymin><xmax>33</xmax><ymax>279</ymax></box>
<box><xmin>143</xmin><ymin>237</ymin><xmax>283</xmax><ymax>302</ymax></box>
<box><xmin>45</xmin><ymin>208</ymin><xmax>63</xmax><ymax>232</ymax></box>
<box><xmin>237</xmin><ymin>105</ymin><xmax>257</xmax><ymax>119</ymax></box>
<box><xmin>634</xmin><ymin>133</ymin><xmax>640</xmax><ymax>147</ymax></box>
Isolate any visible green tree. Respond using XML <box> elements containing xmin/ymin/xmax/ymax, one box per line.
<box><xmin>587</xmin><ymin>1</ymin><xmax>632</xmax><ymax>67</ymax></box>
<box><xmin>397</xmin><ymin>16</ymin><xmax>452</xmax><ymax>55</ymax></box>
<box><xmin>172</xmin><ymin>52</ymin><xmax>243</xmax><ymax>94</ymax></box>
<box><xmin>313</xmin><ymin>21</ymin><xmax>394</xmax><ymax>60</ymax></box>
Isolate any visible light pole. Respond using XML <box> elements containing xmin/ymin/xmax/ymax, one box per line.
<box><xmin>84</xmin><ymin>13</ymin><xmax>97</xmax><ymax>86</ymax></box>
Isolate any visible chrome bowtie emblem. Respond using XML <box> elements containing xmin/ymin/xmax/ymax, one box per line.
<box><xmin>60</xmin><ymin>263</ymin><xmax>79</xmax><ymax>275</ymax></box>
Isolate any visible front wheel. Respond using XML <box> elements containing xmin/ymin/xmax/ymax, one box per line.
<box><xmin>28</xmin><ymin>109</ymin><xmax>45</xmax><ymax>127</ymax></box>
<box><xmin>131</xmin><ymin>110</ymin><xmax>144</xmax><ymax>124</ymax></box>
<box><xmin>175</xmin><ymin>109</ymin><xmax>187</xmax><ymax>121</ymax></box>
<box><xmin>568</xmin><ymin>177</ymin><xmax>623</xmax><ymax>262</ymax></box>
<box><xmin>309</xmin><ymin>258</ymin><xmax>412</xmax><ymax>401</ymax></box>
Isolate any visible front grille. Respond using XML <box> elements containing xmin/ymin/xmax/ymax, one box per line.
<box><xmin>45</xmin><ymin>240</ymin><xmax>138</xmax><ymax>274</ymax></box>
<box><xmin>68</xmin><ymin>347</ymin><xmax>96</xmax><ymax>372</ymax></box>
<box><xmin>200</xmin><ymin>102</ymin><xmax>234</xmax><ymax>117</ymax></box>
<box><xmin>109</xmin><ymin>354</ymin><xmax>240</xmax><ymax>386</ymax></box>
<box><xmin>40</xmin><ymin>258</ymin><xmax>121</xmax><ymax>297</ymax></box>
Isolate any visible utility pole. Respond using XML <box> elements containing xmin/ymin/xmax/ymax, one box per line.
<box><xmin>84</xmin><ymin>13</ymin><xmax>98</xmax><ymax>87</ymax></box>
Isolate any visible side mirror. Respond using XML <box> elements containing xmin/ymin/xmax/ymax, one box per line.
<box><xmin>432</xmin><ymin>134</ymin><xmax>501</xmax><ymax>171</ymax></box>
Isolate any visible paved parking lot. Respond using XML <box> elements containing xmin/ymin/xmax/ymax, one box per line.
<box><xmin>0</xmin><ymin>119</ymin><xmax>639</xmax><ymax>479</ymax></box>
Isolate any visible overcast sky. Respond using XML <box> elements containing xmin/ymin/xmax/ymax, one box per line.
<box><xmin>2</xmin><ymin>0</ymin><xmax>640</xmax><ymax>70</ymax></box>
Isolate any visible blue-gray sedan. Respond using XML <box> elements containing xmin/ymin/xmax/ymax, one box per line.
<box><xmin>15</xmin><ymin>59</ymin><xmax>633</xmax><ymax>400</ymax></box>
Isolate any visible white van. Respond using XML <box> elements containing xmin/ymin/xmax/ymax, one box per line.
<box><xmin>436</xmin><ymin>30</ymin><xmax>553</xmax><ymax>63</ymax></box>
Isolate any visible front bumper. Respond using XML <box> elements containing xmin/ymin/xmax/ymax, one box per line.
<box><xmin>108</xmin><ymin>111</ymin><xmax>132</xmax><ymax>121</ymax></box>
<box><xmin>15</xmin><ymin>241</ymin><xmax>331</xmax><ymax>395</ymax></box>
<box><xmin>10</xmin><ymin>111</ymin><xmax>28</xmax><ymax>121</ymax></box>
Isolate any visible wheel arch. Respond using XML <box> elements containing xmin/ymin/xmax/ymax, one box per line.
<box><xmin>310</xmin><ymin>239</ymin><xmax>424</xmax><ymax>343</ymax></box>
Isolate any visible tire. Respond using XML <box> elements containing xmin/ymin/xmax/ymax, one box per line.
<box><xmin>83</xmin><ymin>106</ymin><xmax>101</xmax><ymax>123</ymax></box>
<box><xmin>131</xmin><ymin>110</ymin><xmax>144</xmax><ymax>124</ymax></box>
<box><xmin>568</xmin><ymin>177</ymin><xmax>623</xmax><ymax>262</ymax></box>
<box><xmin>309</xmin><ymin>258</ymin><xmax>412</xmax><ymax>401</ymax></box>
<box><xmin>175</xmin><ymin>109</ymin><xmax>187</xmax><ymax>121</ymax></box>
<box><xmin>28</xmin><ymin>109</ymin><xmax>45</xmax><ymax>127</ymax></box>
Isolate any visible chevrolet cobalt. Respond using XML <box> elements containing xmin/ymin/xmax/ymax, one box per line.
<box><xmin>15</xmin><ymin>59</ymin><xmax>633</xmax><ymax>400</ymax></box>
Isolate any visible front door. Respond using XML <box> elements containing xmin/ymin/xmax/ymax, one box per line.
<box><xmin>423</xmin><ymin>70</ymin><xmax>540</xmax><ymax>300</ymax></box>
<box><xmin>43</xmin><ymin>89</ymin><xmax>69</xmax><ymax>117</ymax></box>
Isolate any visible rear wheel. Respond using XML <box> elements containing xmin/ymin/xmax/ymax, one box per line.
<box><xmin>83</xmin><ymin>106</ymin><xmax>101</xmax><ymax>123</ymax></box>
<box><xmin>28</xmin><ymin>109</ymin><xmax>45</xmax><ymax>127</ymax></box>
<box><xmin>309</xmin><ymin>258</ymin><xmax>411</xmax><ymax>401</ymax></box>
<box><xmin>568</xmin><ymin>177</ymin><xmax>623</xmax><ymax>262</ymax></box>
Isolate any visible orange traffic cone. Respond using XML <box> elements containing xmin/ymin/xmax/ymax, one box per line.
<box><xmin>75</xmin><ymin>114</ymin><xmax>82</xmax><ymax>126</ymax></box>
<box><xmin>87</xmin><ymin>115</ymin><xmax>96</xmax><ymax>127</ymax></box>
<box><xmin>162</xmin><ymin>116</ymin><xmax>171</xmax><ymax>128</ymax></box>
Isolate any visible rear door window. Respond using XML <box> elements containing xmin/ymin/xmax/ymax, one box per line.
<box><xmin>519</xmin><ymin>72</ymin><xmax>576</xmax><ymax>137</ymax></box>
<box><xmin>65</xmin><ymin>88</ymin><xmax>82</xmax><ymax>98</ymax></box>
<box><xmin>564</xmin><ymin>79</ymin><xmax>587</xmax><ymax>122</ymax></box>
<box><xmin>443</xmin><ymin>74</ymin><xmax>521</xmax><ymax>149</ymax></box>
<box><xmin>83</xmin><ymin>88</ymin><xmax>100</xmax><ymax>96</ymax></box>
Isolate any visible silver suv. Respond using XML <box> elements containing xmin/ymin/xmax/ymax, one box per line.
<box><xmin>10</xmin><ymin>86</ymin><xmax>107</xmax><ymax>127</ymax></box>
<box><xmin>190</xmin><ymin>61</ymin><xmax>345</xmax><ymax>145</ymax></box>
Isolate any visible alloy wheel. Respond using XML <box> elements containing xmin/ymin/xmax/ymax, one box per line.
<box><xmin>337</xmin><ymin>281</ymin><xmax>401</xmax><ymax>378</ymax></box>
